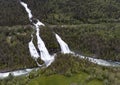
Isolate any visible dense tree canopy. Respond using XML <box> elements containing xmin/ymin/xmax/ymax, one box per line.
<box><xmin>0</xmin><ymin>0</ymin><xmax>120</xmax><ymax>72</ymax></box>
<box><xmin>0</xmin><ymin>0</ymin><xmax>120</xmax><ymax>26</ymax></box>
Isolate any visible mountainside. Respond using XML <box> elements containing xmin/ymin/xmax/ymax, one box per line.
<box><xmin>1</xmin><ymin>54</ymin><xmax>120</xmax><ymax>85</ymax></box>
<box><xmin>1</xmin><ymin>0</ymin><xmax>120</xmax><ymax>26</ymax></box>
<box><xmin>0</xmin><ymin>24</ymin><xmax>120</xmax><ymax>72</ymax></box>
<box><xmin>1</xmin><ymin>1</ymin><xmax>120</xmax><ymax>85</ymax></box>
<box><xmin>0</xmin><ymin>25</ymin><xmax>59</xmax><ymax>72</ymax></box>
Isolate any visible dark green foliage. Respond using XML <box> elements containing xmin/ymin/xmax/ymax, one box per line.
<box><xmin>0</xmin><ymin>25</ymin><xmax>60</xmax><ymax>71</ymax></box>
<box><xmin>0</xmin><ymin>26</ymin><xmax>37</xmax><ymax>72</ymax></box>
<box><xmin>40</xmin><ymin>27</ymin><xmax>60</xmax><ymax>54</ymax></box>
<box><xmin>0</xmin><ymin>54</ymin><xmax>120</xmax><ymax>85</ymax></box>
<box><xmin>0</xmin><ymin>0</ymin><xmax>29</xmax><ymax>26</ymax></box>
<box><xmin>0</xmin><ymin>23</ymin><xmax>120</xmax><ymax>71</ymax></box>
<box><xmin>35</xmin><ymin>54</ymin><xmax>120</xmax><ymax>85</ymax></box>
<box><xmin>53</xmin><ymin>24</ymin><xmax>120</xmax><ymax>61</ymax></box>
<box><xmin>43</xmin><ymin>53</ymin><xmax>94</xmax><ymax>76</ymax></box>
<box><xmin>1</xmin><ymin>0</ymin><xmax>120</xmax><ymax>26</ymax></box>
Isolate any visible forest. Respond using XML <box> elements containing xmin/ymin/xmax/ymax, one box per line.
<box><xmin>0</xmin><ymin>0</ymin><xmax>120</xmax><ymax>85</ymax></box>
<box><xmin>1</xmin><ymin>54</ymin><xmax>120</xmax><ymax>85</ymax></box>
<box><xmin>0</xmin><ymin>23</ymin><xmax>120</xmax><ymax>72</ymax></box>
<box><xmin>0</xmin><ymin>0</ymin><xmax>120</xmax><ymax>26</ymax></box>
<box><xmin>0</xmin><ymin>0</ymin><xmax>120</xmax><ymax>71</ymax></box>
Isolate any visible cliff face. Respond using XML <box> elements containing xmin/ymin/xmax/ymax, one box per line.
<box><xmin>0</xmin><ymin>0</ymin><xmax>120</xmax><ymax>26</ymax></box>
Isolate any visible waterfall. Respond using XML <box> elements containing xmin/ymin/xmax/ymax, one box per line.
<box><xmin>20</xmin><ymin>0</ymin><xmax>120</xmax><ymax>67</ymax></box>
<box><xmin>1</xmin><ymin>0</ymin><xmax>120</xmax><ymax>79</ymax></box>
<box><xmin>20</xmin><ymin>1</ymin><xmax>32</xmax><ymax>21</ymax></box>
<box><xmin>55</xmin><ymin>33</ymin><xmax>73</xmax><ymax>54</ymax></box>
<box><xmin>28</xmin><ymin>34</ymin><xmax>39</xmax><ymax>59</ymax></box>
<box><xmin>55</xmin><ymin>33</ymin><xmax>120</xmax><ymax>67</ymax></box>
<box><xmin>35</xmin><ymin>20</ymin><xmax>54</xmax><ymax>67</ymax></box>
<box><xmin>20</xmin><ymin>1</ymin><xmax>54</xmax><ymax>67</ymax></box>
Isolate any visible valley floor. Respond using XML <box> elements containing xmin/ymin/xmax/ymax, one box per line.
<box><xmin>0</xmin><ymin>54</ymin><xmax>120</xmax><ymax>85</ymax></box>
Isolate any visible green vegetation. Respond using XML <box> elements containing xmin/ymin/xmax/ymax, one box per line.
<box><xmin>1</xmin><ymin>0</ymin><xmax>120</xmax><ymax>84</ymax></box>
<box><xmin>0</xmin><ymin>54</ymin><xmax>120</xmax><ymax>85</ymax></box>
<box><xmin>0</xmin><ymin>25</ymin><xmax>37</xmax><ymax>72</ymax></box>
<box><xmin>53</xmin><ymin>23</ymin><xmax>120</xmax><ymax>61</ymax></box>
<box><xmin>0</xmin><ymin>25</ymin><xmax>59</xmax><ymax>72</ymax></box>
<box><xmin>28</xmin><ymin>74</ymin><xmax>90</xmax><ymax>85</ymax></box>
<box><xmin>1</xmin><ymin>0</ymin><xmax>120</xmax><ymax>26</ymax></box>
<box><xmin>0</xmin><ymin>23</ymin><xmax>120</xmax><ymax>71</ymax></box>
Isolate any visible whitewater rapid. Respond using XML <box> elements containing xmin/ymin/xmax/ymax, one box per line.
<box><xmin>1</xmin><ymin>0</ymin><xmax>120</xmax><ymax>79</ymax></box>
<box><xmin>0</xmin><ymin>1</ymin><xmax>55</xmax><ymax>79</ymax></box>
<box><xmin>55</xmin><ymin>33</ymin><xmax>73</xmax><ymax>54</ymax></box>
<box><xmin>20</xmin><ymin>1</ymin><xmax>54</xmax><ymax>67</ymax></box>
<box><xmin>55</xmin><ymin>34</ymin><xmax>120</xmax><ymax>67</ymax></box>
<box><xmin>28</xmin><ymin>34</ymin><xmax>39</xmax><ymax>60</ymax></box>
<box><xmin>0</xmin><ymin>68</ymin><xmax>38</xmax><ymax>79</ymax></box>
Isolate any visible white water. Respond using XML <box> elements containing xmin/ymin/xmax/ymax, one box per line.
<box><xmin>1</xmin><ymin>0</ymin><xmax>120</xmax><ymax>79</ymax></box>
<box><xmin>55</xmin><ymin>33</ymin><xmax>73</xmax><ymax>54</ymax></box>
<box><xmin>55</xmin><ymin>33</ymin><xmax>120</xmax><ymax>67</ymax></box>
<box><xmin>0</xmin><ymin>68</ymin><xmax>36</xmax><ymax>79</ymax></box>
<box><xmin>35</xmin><ymin>20</ymin><xmax>54</xmax><ymax>67</ymax></box>
<box><xmin>0</xmin><ymin>1</ymin><xmax>55</xmax><ymax>79</ymax></box>
<box><xmin>28</xmin><ymin>34</ymin><xmax>40</xmax><ymax>59</ymax></box>
<box><xmin>20</xmin><ymin>1</ymin><xmax>54</xmax><ymax>67</ymax></box>
<box><xmin>75</xmin><ymin>54</ymin><xmax>120</xmax><ymax>67</ymax></box>
<box><xmin>20</xmin><ymin>1</ymin><xmax>32</xmax><ymax>21</ymax></box>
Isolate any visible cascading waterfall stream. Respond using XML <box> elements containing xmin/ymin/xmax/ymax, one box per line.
<box><xmin>1</xmin><ymin>0</ymin><xmax>120</xmax><ymax>79</ymax></box>
<box><xmin>35</xmin><ymin>21</ymin><xmax>54</xmax><ymax>67</ymax></box>
<box><xmin>28</xmin><ymin>34</ymin><xmax>39</xmax><ymax>59</ymax></box>
<box><xmin>20</xmin><ymin>1</ymin><xmax>32</xmax><ymax>21</ymax></box>
<box><xmin>55</xmin><ymin>33</ymin><xmax>73</xmax><ymax>54</ymax></box>
<box><xmin>20</xmin><ymin>1</ymin><xmax>54</xmax><ymax>67</ymax></box>
<box><xmin>20</xmin><ymin>0</ymin><xmax>120</xmax><ymax>68</ymax></box>
<box><xmin>28</xmin><ymin>34</ymin><xmax>42</xmax><ymax>66</ymax></box>
<box><xmin>55</xmin><ymin>33</ymin><xmax>120</xmax><ymax>67</ymax></box>
<box><xmin>0</xmin><ymin>68</ymin><xmax>37</xmax><ymax>79</ymax></box>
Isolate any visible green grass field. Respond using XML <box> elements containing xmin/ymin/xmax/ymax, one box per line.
<box><xmin>1</xmin><ymin>54</ymin><xmax>120</xmax><ymax>85</ymax></box>
<box><xmin>28</xmin><ymin>73</ymin><xmax>103</xmax><ymax>85</ymax></box>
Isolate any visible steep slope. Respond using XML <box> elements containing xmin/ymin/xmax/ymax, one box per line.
<box><xmin>1</xmin><ymin>0</ymin><xmax>120</xmax><ymax>26</ymax></box>
<box><xmin>1</xmin><ymin>54</ymin><xmax>120</xmax><ymax>85</ymax></box>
